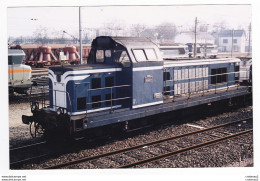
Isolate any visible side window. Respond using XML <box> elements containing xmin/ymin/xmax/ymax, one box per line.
<box><xmin>11</xmin><ymin>56</ymin><xmax>23</xmax><ymax>65</ymax></box>
<box><xmin>133</xmin><ymin>49</ymin><xmax>158</xmax><ymax>61</ymax></box>
<box><xmin>119</xmin><ymin>51</ymin><xmax>131</xmax><ymax>67</ymax></box>
<box><xmin>145</xmin><ymin>49</ymin><xmax>157</xmax><ymax>60</ymax></box>
<box><xmin>96</xmin><ymin>50</ymin><xmax>104</xmax><ymax>63</ymax></box>
<box><xmin>223</xmin><ymin>39</ymin><xmax>228</xmax><ymax>43</ymax></box>
<box><xmin>133</xmin><ymin>49</ymin><xmax>147</xmax><ymax>61</ymax></box>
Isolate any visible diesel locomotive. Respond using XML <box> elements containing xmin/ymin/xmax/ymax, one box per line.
<box><xmin>22</xmin><ymin>36</ymin><xmax>252</xmax><ymax>138</ymax></box>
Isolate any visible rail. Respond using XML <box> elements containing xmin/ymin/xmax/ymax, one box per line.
<box><xmin>44</xmin><ymin>117</ymin><xmax>252</xmax><ymax>169</ymax></box>
<box><xmin>119</xmin><ymin>129</ymin><xmax>252</xmax><ymax>168</ymax></box>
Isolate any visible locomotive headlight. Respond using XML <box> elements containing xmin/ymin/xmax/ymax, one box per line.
<box><xmin>57</xmin><ymin>108</ymin><xmax>61</xmax><ymax>115</ymax></box>
<box><xmin>31</xmin><ymin>102</ymin><xmax>37</xmax><ymax>111</ymax></box>
<box><xmin>31</xmin><ymin>104</ymin><xmax>36</xmax><ymax>110</ymax></box>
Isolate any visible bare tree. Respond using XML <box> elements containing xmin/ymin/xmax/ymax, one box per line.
<box><xmin>212</xmin><ymin>21</ymin><xmax>227</xmax><ymax>32</ymax></box>
<box><xmin>131</xmin><ymin>24</ymin><xmax>146</xmax><ymax>37</ymax></box>
<box><xmin>154</xmin><ymin>22</ymin><xmax>177</xmax><ymax>43</ymax></box>
<box><xmin>100</xmin><ymin>22</ymin><xmax>123</xmax><ymax>36</ymax></box>
<box><xmin>33</xmin><ymin>26</ymin><xmax>49</xmax><ymax>44</ymax></box>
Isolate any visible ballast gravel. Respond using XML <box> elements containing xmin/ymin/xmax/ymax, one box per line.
<box><xmin>9</xmin><ymin>102</ymin><xmax>253</xmax><ymax>169</ymax></box>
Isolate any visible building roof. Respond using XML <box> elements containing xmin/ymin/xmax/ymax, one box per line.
<box><xmin>219</xmin><ymin>30</ymin><xmax>245</xmax><ymax>37</ymax></box>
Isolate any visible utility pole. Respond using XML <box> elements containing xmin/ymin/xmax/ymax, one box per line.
<box><xmin>194</xmin><ymin>17</ymin><xmax>198</xmax><ymax>58</ymax></box>
<box><xmin>231</xmin><ymin>29</ymin><xmax>234</xmax><ymax>58</ymax></box>
<box><xmin>79</xmin><ymin>6</ymin><xmax>83</xmax><ymax>64</ymax></box>
<box><xmin>248</xmin><ymin>22</ymin><xmax>251</xmax><ymax>56</ymax></box>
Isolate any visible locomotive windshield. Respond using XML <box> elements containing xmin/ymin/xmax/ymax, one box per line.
<box><xmin>96</xmin><ymin>50</ymin><xmax>105</xmax><ymax>63</ymax></box>
<box><xmin>8</xmin><ymin>49</ymin><xmax>25</xmax><ymax>65</ymax></box>
<box><xmin>87</xmin><ymin>47</ymin><xmax>131</xmax><ymax>67</ymax></box>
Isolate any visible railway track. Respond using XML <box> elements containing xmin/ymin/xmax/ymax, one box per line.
<box><xmin>42</xmin><ymin>117</ymin><xmax>252</xmax><ymax>169</ymax></box>
<box><xmin>31</xmin><ymin>68</ymin><xmax>48</xmax><ymax>78</ymax></box>
<box><xmin>119</xmin><ymin>129</ymin><xmax>252</xmax><ymax>168</ymax></box>
<box><xmin>10</xmin><ymin>141</ymin><xmax>48</xmax><ymax>168</ymax></box>
<box><xmin>9</xmin><ymin>68</ymin><xmax>48</xmax><ymax>101</ymax></box>
<box><xmin>9</xmin><ymin>85</ymin><xmax>49</xmax><ymax>103</ymax></box>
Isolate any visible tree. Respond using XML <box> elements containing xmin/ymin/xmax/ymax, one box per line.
<box><xmin>155</xmin><ymin>22</ymin><xmax>177</xmax><ymax>42</ymax></box>
<box><xmin>131</xmin><ymin>24</ymin><xmax>146</xmax><ymax>37</ymax></box>
<box><xmin>33</xmin><ymin>26</ymin><xmax>49</xmax><ymax>44</ymax></box>
<box><xmin>100</xmin><ymin>22</ymin><xmax>124</xmax><ymax>36</ymax></box>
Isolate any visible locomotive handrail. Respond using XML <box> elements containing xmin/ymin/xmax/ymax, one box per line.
<box><xmin>44</xmin><ymin>89</ymin><xmax>72</xmax><ymax>115</ymax></box>
<box><xmin>87</xmin><ymin>84</ymin><xmax>131</xmax><ymax>113</ymax></box>
<box><xmin>88</xmin><ymin>84</ymin><xmax>131</xmax><ymax>91</ymax></box>
<box><xmin>164</xmin><ymin>70</ymin><xmax>240</xmax><ymax>82</ymax></box>
<box><xmin>86</xmin><ymin>97</ymin><xmax>132</xmax><ymax>105</ymax></box>
<box><xmin>163</xmin><ymin>79</ymin><xmax>240</xmax><ymax>96</ymax></box>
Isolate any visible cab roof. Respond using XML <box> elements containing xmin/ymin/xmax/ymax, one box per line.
<box><xmin>8</xmin><ymin>49</ymin><xmax>25</xmax><ymax>56</ymax></box>
<box><xmin>92</xmin><ymin>36</ymin><xmax>158</xmax><ymax>49</ymax></box>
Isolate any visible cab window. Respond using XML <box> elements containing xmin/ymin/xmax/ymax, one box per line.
<box><xmin>119</xmin><ymin>51</ymin><xmax>131</xmax><ymax>67</ymax></box>
<box><xmin>133</xmin><ymin>49</ymin><xmax>146</xmax><ymax>61</ymax></box>
<box><xmin>8</xmin><ymin>56</ymin><xmax>12</xmax><ymax>65</ymax></box>
<box><xmin>145</xmin><ymin>49</ymin><xmax>157</xmax><ymax>60</ymax></box>
<box><xmin>133</xmin><ymin>48</ymin><xmax>158</xmax><ymax>62</ymax></box>
<box><xmin>96</xmin><ymin>50</ymin><xmax>104</xmax><ymax>63</ymax></box>
<box><xmin>113</xmin><ymin>50</ymin><xmax>131</xmax><ymax>67</ymax></box>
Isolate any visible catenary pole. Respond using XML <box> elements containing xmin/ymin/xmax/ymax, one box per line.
<box><xmin>194</xmin><ymin>17</ymin><xmax>197</xmax><ymax>58</ymax></box>
<box><xmin>79</xmin><ymin>6</ymin><xmax>83</xmax><ymax>64</ymax></box>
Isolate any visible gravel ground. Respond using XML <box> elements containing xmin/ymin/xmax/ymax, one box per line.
<box><xmin>9</xmin><ymin>101</ymin><xmax>253</xmax><ymax>169</ymax></box>
<box><xmin>139</xmin><ymin>133</ymin><xmax>253</xmax><ymax>168</ymax></box>
<box><xmin>9</xmin><ymin>102</ymin><xmax>35</xmax><ymax>147</ymax></box>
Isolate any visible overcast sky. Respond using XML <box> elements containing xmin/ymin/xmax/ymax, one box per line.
<box><xmin>7</xmin><ymin>5</ymin><xmax>251</xmax><ymax>38</ymax></box>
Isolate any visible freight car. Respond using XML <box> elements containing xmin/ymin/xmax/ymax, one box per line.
<box><xmin>22</xmin><ymin>36</ymin><xmax>251</xmax><ymax>138</ymax></box>
<box><xmin>10</xmin><ymin>44</ymin><xmax>91</xmax><ymax>66</ymax></box>
<box><xmin>8</xmin><ymin>49</ymin><xmax>32</xmax><ymax>94</ymax></box>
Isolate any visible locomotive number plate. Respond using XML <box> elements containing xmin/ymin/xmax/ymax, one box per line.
<box><xmin>145</xmin><ymin>75</ymin><xmax>153</xmax><ymax>83</ymax></box>
<box><xmin>154</xmin><ymin>92</ymin><xmax>162</xmax><ymax>99</ymax></box>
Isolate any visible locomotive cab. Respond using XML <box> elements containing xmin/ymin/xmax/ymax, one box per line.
<box><xmin>8</xmin><ymin>49</ymin><xmax>32</xmax><ymax>94</ymax></box>
<box><xmin>89</xmin><ymin>36</ymin><xmax>164</xmax><ymax>109</ymax></box>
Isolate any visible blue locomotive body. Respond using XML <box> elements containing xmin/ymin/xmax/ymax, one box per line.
<box><xmin>22</xmin><ymin>36</ymin><xmax>251</xmax><ymax>138</ymax></box>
